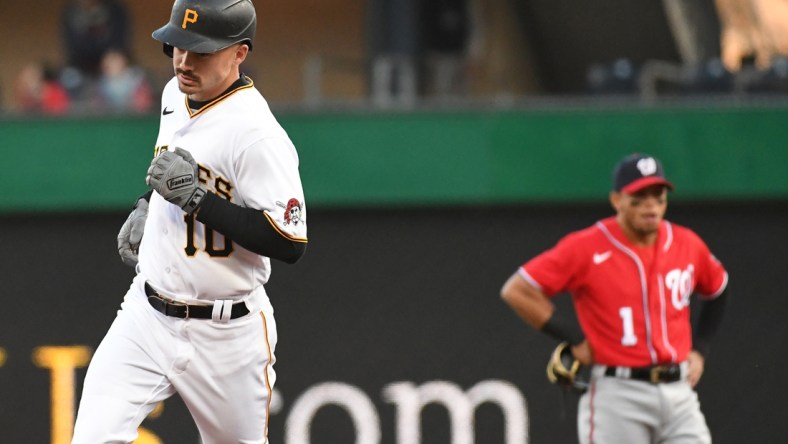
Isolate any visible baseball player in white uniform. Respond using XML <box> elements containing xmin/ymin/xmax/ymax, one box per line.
<box><xmin>72</xmin><ymin>0</ymin><xmax>307</xmax><ymax>442</ymax></box>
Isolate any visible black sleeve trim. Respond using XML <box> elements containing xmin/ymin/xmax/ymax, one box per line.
<box><xmin>693</xmin><ymin>287</ymin><xmax>730</xmax><ymax>358</ymax></box>
<box><xmin>195</xmin><ymin>192</ymin><xmax>307</xmax><ymax>263</ymax></box>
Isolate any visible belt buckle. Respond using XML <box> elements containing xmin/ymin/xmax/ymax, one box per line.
<box><xmin>650</xmin><ymin>365</ymin><xmax>668</xmax><ymax>384</ymax></box>
<box><xmin>161</xmin><ymin>295</ymin><xmax>190</xmax><ymax>319</ymax></box>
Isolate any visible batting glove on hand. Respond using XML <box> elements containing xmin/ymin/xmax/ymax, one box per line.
<box><xmin>546</xmin><ymin>342</ymin><xmax>589</xmax><ymax>393</ymax></box>
<box><xmin>117</xmin><ymin>197</ymin><xmax>148</xmax><ymax>267</ymax></box>
<box><xmin>146</xmin><ymin>148</ymin><xmax>206</xmax><ymax>214</ymax></box>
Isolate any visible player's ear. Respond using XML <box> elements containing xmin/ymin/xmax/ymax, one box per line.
<box><xmin>609</xmin><ymin>191</ymin><xmax>621</xmax><ymax>212</ymax></box>
<box><xmin>234</xmin><ymin>43</ymin><xmax>249</xmax><ymax>64</ymax></box>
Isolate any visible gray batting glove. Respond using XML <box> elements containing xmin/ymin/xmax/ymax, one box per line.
<box><xmin>117</xmin><ymin>198</ymin><xmax>148</xmax><ymax>267</ymax></box>
<box><xmin>171</xmin><ymin>147</ymin><xmax>199</xmax><ymax>175</ymax></box>
<box><xmin>146</xmin><ymin>148</ymin><xmax>206</xmax><ymax>214</ymax></box>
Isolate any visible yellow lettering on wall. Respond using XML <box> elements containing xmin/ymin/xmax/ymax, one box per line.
<box><xmin>135</xmin><ymin>429</ymin><xmax>163</xmax><ymax>444</ymax></box>
<box><xmin>182</xmin><ymin>8</ymin><xmax>199</xmax><ymax>29</ymax></box>
<box><xmin>32</xmin><ymin>346</ymin><xmax>92</xmax><ymax>444</ymax></box>
<box><xmin>134</xmin><ymin>402</ymin><xmax>164</xmax><ymax>444</ymax></box>
<box><xmin>0</xmin><ymin>347</ymin><xmax>6</xmax><ymax>366</ymax></box>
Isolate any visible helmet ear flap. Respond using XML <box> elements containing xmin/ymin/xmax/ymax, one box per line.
<box><xmin>163</xmin><ymin>44</ymin><xmax>174</xmax><ymax>58</ymax></box>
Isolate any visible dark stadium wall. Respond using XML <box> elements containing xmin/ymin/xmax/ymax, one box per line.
<box><xmin>512</xmin><ymin>0</ymin><xmax>683</xmax><ymax>93</ymax></box>
<box><xmin>1</xmin><ymin>203</ymin><xmax>786</xmax><ymax>443</ymax></box>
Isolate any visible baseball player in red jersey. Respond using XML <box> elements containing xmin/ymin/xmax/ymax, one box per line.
<box><xmin>72</xmin><ymin>0</ymin><xmax>307</xmax><ymax>442</ymax></box>
<box><xmin>501</xmin><ymin>153</ymin><xmax>729</xmax><ymax>443</ymax></box>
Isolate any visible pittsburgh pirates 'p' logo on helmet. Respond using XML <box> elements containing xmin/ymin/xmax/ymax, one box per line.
<box><xmin>152</xmin><ymin>0</ymin><xmax>256</xmax><ymax>57</ymax></box>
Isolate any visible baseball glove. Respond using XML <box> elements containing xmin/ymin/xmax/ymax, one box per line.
<box><xmin>546</xmin><ymin>342</ymin><xmax>588</xmax><ymax>393</ymax></box>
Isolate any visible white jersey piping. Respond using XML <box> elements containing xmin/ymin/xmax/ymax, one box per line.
<box><xmin>596</xmin><ymin>221</ymin><xmax>658</xmax><ymax>364</ymax></box>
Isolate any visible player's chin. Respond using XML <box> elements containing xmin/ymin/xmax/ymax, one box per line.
<box><xmin>637</xmin><ymin>218</ymin><xmax>661</xmax><ymax>234</ymax></box>
<box><xmin>177</xmin><ymin>77</ymin><xmax>200</xmax><ymax>94</ymax></box>
<box><xmin>177</xmin><ymin>82</ymin><xmax>199</xmax><ymax>95</ymax></box>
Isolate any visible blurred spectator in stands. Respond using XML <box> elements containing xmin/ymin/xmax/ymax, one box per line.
<box><xmin>420</xmin><ymin>0</ymin><xmax>482</xmax><ymax>98</ymax></box>
<box><xmin>13</xmin><ymin>62</ymin><xmax>70</xmax><ymax>115</ymax></box>
<box><xmin>368</xmin><ymin>0</ymin><xmax>420</xmax><ymax>106</ymax></box>
<box><xmin>747</xmin><ymin>55</ymin><xmax>788</xmax><ymax>92</ymax></box>
<box><xmin>587</xmin><ymin>58</ymin><xmax>639</xmax><ymax>95</ymax></box>
<box><xmin>62</xmin><ymin>0</ymin><xmax>131</xmax><ymax>77</ymax></box>
<box><xmin>683</xmin><ymin>57</ymin><xmax>735</xmax><ymax>93</ymax></box>
<box><xmin>661</xmin><ymin>0</ymin><xmax>721</xmax><ymax>68</ymax></box>
<box><xmin>95</xmin><ymin>49</ymin><xmax>154</xmax><ymax>113</ymax></box>
<box><xmin>714</xmin><ymin>0</ymin><xmax>788</xmax><ymax>72</ymax></box>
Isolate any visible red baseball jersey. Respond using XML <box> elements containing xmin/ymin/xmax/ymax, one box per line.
<box><xmin>520</xmin><ymin>217</ymin><xmax>728</xmax><ymax>367</ymax></box>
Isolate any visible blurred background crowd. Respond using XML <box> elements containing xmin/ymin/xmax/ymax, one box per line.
<box><xmin>3</xmin><ymin>0</ymin><xmax>788</xmax><ymax>116</ymax></box>
<box><xmin>10</xmin><ymin>0</ymin><xmax>153</xmax><ymax>115</ymax></box>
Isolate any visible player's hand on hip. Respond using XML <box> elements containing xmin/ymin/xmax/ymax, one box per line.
<box><xmin>687</xmin><ymin>350</ymin><xmax>705</xmax><ymax>388</ymax></box>
<box><xmin>146</xmin><ymin>148</ymin><xmax>206</xmax><ymax>214</ymax></box>
<box><xmin>570</xmin><ymin>340</ymin><xmax>594</xmax><ymax>366</ymax></box>
<box><xmin>117</xmin><ymin>197</ymin><xmax>148</xmax><ymax>267</ymax></box>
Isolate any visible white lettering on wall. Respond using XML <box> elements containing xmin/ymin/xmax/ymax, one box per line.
<box><xmin>278</xmin><ymin>380</ymin><xmax>529</xmax><ymax>443</ymax></box>
<box><xmin>285</xmin><ymin>382</ymin><xmax>381</xmax><ymax>444</ymax></box>
<box><xmin>382</xmin><ymin>379</ymin><xmax>528</xmax><ymax>444</ymax></box>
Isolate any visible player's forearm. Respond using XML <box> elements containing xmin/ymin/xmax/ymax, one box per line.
<box><xmin>693</xmin><ymin>287</ymin><xmax>730</xmax><ymax>357</ymax></box>
<box><xmin>501</xmin><ymin>275</ymin><xmax>579</xmax><ymax>343</ymax></box>
<box><xmin>501</xmin><ymin>273</ymin><xmax>585</xmax><ymax>345</ymax></box>
<box><xmin>195</xmin><ymin>192</ymin><xmax>307</xmax><ymax>263</ymax></box>
<box><xmin>541</xmin><ymin>312</ymin><xmax>585</xmax><ymax>346</ymax></box>
<box><xmin>501</xmin><ymin>273</ymin><xmax>553</xmax><ymax>328</ymax></box>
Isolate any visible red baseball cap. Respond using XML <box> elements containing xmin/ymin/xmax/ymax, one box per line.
<box><xmin>612</xmin><ymin>153</ymin><xmax>674</xmax><ymax>194</ymax></box>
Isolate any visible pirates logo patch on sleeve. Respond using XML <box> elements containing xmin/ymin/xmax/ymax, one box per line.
<box><xmin>276</xmin><ymin>198</ymin><xmax>304</xmax><ymax>226</ymax></box>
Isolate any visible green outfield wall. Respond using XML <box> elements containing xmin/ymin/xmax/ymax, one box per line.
<box><xmin>1</xmin><ymin>103</ymin><xmax>787</xmax><ymax>212</ymax></box>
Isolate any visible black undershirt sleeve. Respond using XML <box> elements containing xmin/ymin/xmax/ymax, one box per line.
<box><xmin>138</xmin><ymin>190</ymin><xmax>153</xmax><ymax>205</ymax></box>
<box><xmin>194</xmin><ymin>192</ymin><xmax>307</xmax><ymax>264</ymax></box>
<box><xmin>692</xmin><ymin>287</ymin><xmax>730</xmax><ymax>358</ymax></box>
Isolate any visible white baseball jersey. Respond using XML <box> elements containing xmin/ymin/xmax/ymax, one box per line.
<box><xmin>73</xmin><ymin>76</ymin><xmax>304</xmax><ymax>443</ymax></box>
<box><xmin>138</xmin><ymin>76</ymin><xmax>307</xmax><ymax>302</ymax></box>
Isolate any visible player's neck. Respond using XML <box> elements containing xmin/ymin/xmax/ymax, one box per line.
<box><xmin>187</xmin><ymin>73</ymin><xmax>249</xmax><ymax>110</ymax></box>
<box><xmin>628</xmin><ymin>232</ymin><xmax>657</xmax><ymax>247</ymax></box>
<box><xmin>617</xmin><ymin>217</ymin><xmax>658</xmax><ymax>247</ymax></box>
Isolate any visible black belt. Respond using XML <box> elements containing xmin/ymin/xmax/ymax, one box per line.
<box><xmin>604</xmin><ymin>364</ymin><xmax>682</xmax><ymax>384</ymax></box>
<box><xmin>145</xmin><ymin>282</ymin><xmax>249</xmax><ymax>320</ymax></box>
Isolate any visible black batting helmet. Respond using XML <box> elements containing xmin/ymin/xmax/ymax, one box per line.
<box><xmin>152</xmin><ymin>0</ymin><xmax>256</xmax><ymax>57</ymax></box>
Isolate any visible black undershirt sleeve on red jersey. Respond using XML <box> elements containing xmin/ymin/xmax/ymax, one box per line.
<box><xmin>195</xmin><ymin>192</ymin><xmax>307</xmax><ymax>264</ymax></box>
<box><xmin>692</xmin><ymin>287</ymin><xmax>730</xmax><ymax>358</ymax></box>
